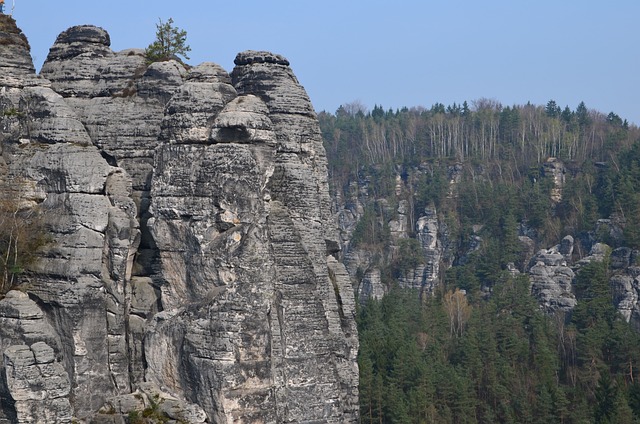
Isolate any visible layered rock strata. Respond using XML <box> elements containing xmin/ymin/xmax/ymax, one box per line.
<box><xmin>0</xmin><ymin>18</ymin><xmax>358</xmax><ymax>423</ymax></box>
<box><xmin>145</xmin><ymin>50</ymin><xmax>358</xmax><ymax>423</ymax></box>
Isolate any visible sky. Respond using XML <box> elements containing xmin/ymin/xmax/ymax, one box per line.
<box><xmin>11</xmin><ymin>1</ymin><xmax>640</xmax><ymax>123</ymax></box>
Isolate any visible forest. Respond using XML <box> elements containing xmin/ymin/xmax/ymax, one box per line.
<box><xmin>319</xmin><ymin>100</ymin><xmax>640</xmax><ymax>423</ymax></box>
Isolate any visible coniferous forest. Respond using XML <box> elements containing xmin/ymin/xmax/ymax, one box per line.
<box><xmin>319</xmin><ymin>100</ymin><xmax>640</xmax><ymax>423</ymax></box>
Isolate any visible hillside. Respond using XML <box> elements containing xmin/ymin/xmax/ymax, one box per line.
<box><xmin>1</xmin><ymin>11</ymin><xmax>640</xmax><ymax>423</ymax></box>
<box><xmin>319</xmin><ymin>101</ymin><xmax>640</xmax><ymax>422</ymax></box>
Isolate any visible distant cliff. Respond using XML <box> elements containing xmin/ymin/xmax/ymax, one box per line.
<box><xmin>0</xmin><ymin>16</ymin><xmax>358</xmax><ymax>423</ymax></box>
<box><xmin>323</xmin><ymin>106</ymin><xmax>640</xmax><ymax>332</ymax></box>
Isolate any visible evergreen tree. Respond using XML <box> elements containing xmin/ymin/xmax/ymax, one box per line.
<box><xmin>576</xmin><ymin>101</ymin><xmax>591</xmax><ymax>127</ymax></box>
<box><xmin>145</xmin><ymin>18</ymin><xmax>191</xmax><ymax>62</ymax></box>
<box><xmin>545</xmin><ymin>99</ymin><xmax>561</xmax><ymax>118</ymax></box>
<box><xmin>595</xmin><ymin>372</ymin><xmax>617</xmax><ymax>423</ymax></box>
<box><xmin>318</xmin><ymin>95</ymin><xmax>640</xmax><ymax>423</ymax></box>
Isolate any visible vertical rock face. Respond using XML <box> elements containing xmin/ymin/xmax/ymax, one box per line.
<box><xmin>528</xmin><ymin>237</ymin><xmax>577</xmax><ymax>314</ymax></box>
<box><xmin>145</xmin><ymin>50</ymin><xmax>358</xmax><ymax>423</ymax></box>
<box><xmin>3</xmin><ymin>342</ymin><xmax>72</xmax><ymax>424</ymax></box>
<box><xmin>608</xmin><ymin>247</ymin><xmax>640</xmax><ymax>327</ymax></box>
<box><xmin>398</xmin><ymin>205</ymin><xmax>443</xmax><ymax>294</ymax></box>
<box><xmin>40</xmin><ymin>25</ymin><xmax>114</xmax><ymax>97</ymax></box>
<box><xmin>336</xmin><ymin>173</ymin><xmax>449</xmax><ymax>300</ymax></box>
<box><xmin>0</xmin><ymin>20</ymin><xmax>142</xmax><ymax>421</ymax></box>
<box><xmin>0</xmin><ymin>20</ymin><xmax>358</xmax><ymax>423</ymax></box>
<box><xmin>542</xmin><ymin>157</ymin><xmax>566</xmax><ymax>203</ymax></box>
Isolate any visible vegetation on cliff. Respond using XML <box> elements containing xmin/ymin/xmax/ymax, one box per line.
<box><xmin>320</xmin><ymin>101</ymin><xmax>640</xmax><ymax>422</ymax></box>
<box><xmin>0</xmin><ymin>186</ymin><xmax>48</xmax><ymax>295</ymax></box>
<box><xmin>145</xmin><ymin>18</ymin><xmax>191</xmax><ymax>63</ymax></box>
<box><xmin>320</xmin><ymin>99</ymin><xmax>640</xmax><ymax>274</ymax></box>
<box><xmin>358</xmin><ymin>265</ymin><xmax>640</xmax><ymax>423</ymax></box>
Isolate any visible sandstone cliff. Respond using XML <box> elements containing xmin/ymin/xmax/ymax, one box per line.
<box><xmin>0</xmin><ymin>16</ymin><xmax>358</xmax><ymax>423</ymax></box>
<box><xmin>332</xmin><ymin>153</ymin><xmax>640</xmax><ymax>332</ymax></box>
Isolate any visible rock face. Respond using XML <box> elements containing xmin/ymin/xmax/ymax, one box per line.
<box><xmin>528</xmin><ymin>236</ymin><xmax>576</xmax><ymax>313</ymax></box>
<box><xmin>399</xmin><ymin>205</ymin><xmax>444</xmax><ymax>294</ymax></box>
<box><xmin>144</xmin><ymin>50</ymin><xmax>358</xmax><ymax>423</ymax></box>
<box><xmin>336</xmin><ymin>168</ymin><xmax>451</xmax><ymax>301</ymax></box>
<box><xmin>0</xmin><ymin>20</ymin><xmax>358</xmax><ymax>423</ymax></box>
<box><xmin>3</xmin><ymin>342</ymin><xmax>72</xmax><ymax>424</ymax></box>
<box><xmin>542</xmin><ymin>157</ymin><xmax>566</xmax><ymax>203</ymax></box>
<box><xmin>608</xmin><ymin>247</ymin><xmax>640</xmax><ymax>327</ymax></box>
<box><xmin>0</xmin><ymin>15</ymin><xmax>39</xmax><ymax>88</ymax></box>
<box><xmin>527</xmin><ymin>238</ymin><xmax>640</xmax><ymax>326</ymax></box>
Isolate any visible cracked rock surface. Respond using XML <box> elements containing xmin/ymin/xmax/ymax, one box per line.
<box><xmin>0</xmin><ymin>19</ymin><xmax>358</xmax><ymax>423</ymax></box>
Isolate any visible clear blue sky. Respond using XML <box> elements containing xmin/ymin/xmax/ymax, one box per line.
<box><xmin>12</xmin><ymin>0</ymin><xmax>640</xmax><ymax>123</ymax></box>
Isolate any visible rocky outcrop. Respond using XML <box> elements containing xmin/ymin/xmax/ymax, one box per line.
<box><xmin>528</xmin><ymin>235</ymin><xmax>575</xmax><ymax>311</ymax></box>
<box><xmin>95</xmin><ymin>383</ymin><xmax>207</xmax><ymax>423</ymax></box>
<box><xmin>400</xmin><ymin>205</ymin><xmax>444</xmax><ymax>294</ymax></box>
<box><xmin>543</xmin><ymin>157</ymin><xmax>566</xmax><ymax>203</ymax></box>
<box><xmin>528</xmin><ymin>236</ymin><xmax>577</xmax><ymax>313</ymax></box>
<box><xmin>1</xmin><ymin>20</ymin><xmax>358</xmax><ymax>423</ymax></box>
<box><xmin>0</xmin><ymin>15</ymin><xmax>40</xmax><ymax>89</ymax></box>
<box><xmin>528</xmin><ymin>238</ymin><xmax>640</xmax><ymax>323</ymax></box>
<box><xmin>160</xmin><ymin>62</ymin><xmax>236</xmax><ymax>143</ymax></box>
<box><xmin>336</xmin><ymin>168</ymin><xmax>450</xmax><ymax>300</ymax></box>
<box><xmin>40</xmin><ymin>25</ymin><xmax>114</xmax><ymax>98</ymax></box>
<box><xmin>0</xmin><ymin>78</ymin><xmax>141</xmax><ymax>417</ymax></box>
<box><xmin>144</xmin><ymin>50</ymin><xmax>358</xmax><ymax>423</ymax></box>
<box><xmin>607</xmin><ymin>247</ymin><xmax>640</xmax><ymax>327</ymax></box>
<box><xmin>3</xmin><ymin>342</ymin><xmax>72</xmax><ymax>424</ymax></box>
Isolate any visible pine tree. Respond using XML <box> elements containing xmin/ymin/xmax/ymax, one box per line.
<box><xmin>145</xmin><ymin>18</ymin><xmax>191</xmax><ymax>62</ymax></box>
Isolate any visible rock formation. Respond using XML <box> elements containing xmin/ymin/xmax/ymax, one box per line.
<box><xmin>528</xmin><ymin>235</ymin><xmax>576</xmax><ymax>313</ymax></box>
<box><xmin>0</xmin><ymin>16</ymin><xmax>358</xmax><ymax>423</ymax></box>
<box><xmin>404</xmin><ymin>205</ymin><xmax>444</xmax><ymax>294</ymax></box>
<box><xmin>542</xmin><ymin>157</ymin><xmax>566</xmax><ymax>203</ymax></box>
<box><xmin>336</xmin><ymin>166</ymin><xmax>451</xmax><ymax>301</ymax></box>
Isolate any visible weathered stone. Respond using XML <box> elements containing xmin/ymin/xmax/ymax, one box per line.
<box><xmin>388</xmin><ymin>198</ymin><xmax>410</xmax><ymax>236</ymax></box>
<box><xmin>0</xmin><ymin>15</ymin><xmax>41</xmax><ymax>88</ymax></box>
<box><xmin>559</xmin><ymin>235</ymin><xmax>574</xmax><ymax>258</ymax></box>
<box><xmin>529</xmin><ymin>241</ymin><xmax>577</xmax><ymax>313</ymax></box>
<box><xmin>577</xmin><ymin>242</ymin><xmax>611</xmax><ymax>267</ymax></box>
<box><xmin>2</xmin><ymin>343</ymin><xmax>72</xmax><ymax>423</ymax></box>
<box><xmin>136</xmin><ymin>60</ymin><xmax>187</xmax><ymax>105</ymax></box>
<box><xmin>160</xmin><ymin>81</ymin><xmax>237</xmax><ymax>143</ymax></box>
<box><xmin>143</xmin><ymin>51</ymin><xmax>359</xmax><ymax>422</ymax></box>
<box><xmin>232</xmin><ymin>50</ymin><xmax>315</xmax><ymax>116</ymax></box>
<box><xmin>187</xmin><ymin>61</ymin><xmax>232</xmax><ymax>84</ymax></box>
<box><xmin>611</xmin><ymin>246</ymin><xmax>638</xmax><ymax>269</ymax></box>
<box><xmin>17</xmin><ymin>86</ymin><xmax>92</xmax><ymax>145</ymax></box>
<box><xmin>93</xmin><ymin>49</ymin><xmax>148</xmax><ymax>97</ymax></box>
<box><xmin>415</xmin><ymin>206</ymin><xmax>443</xmax><ymax>293</ymax></box>
<box><xmin>543</xmin><ymin>157</ymin><xmax>565</xmax><ymax>203</ymax></box>
<box><xmin>1</xmin><ymin>20</ymin><xmax>359</xmax><ymax>423</ymax></box>
<box><xmin>45</xmin><ymin>25</ymin><xmax>111</xmax><ymax>60</ymax></box>
<box><xmin>612</xmin><ymin>274</ymin><xmax>639</xmax><ymax>323</ymax></box>
<box><xmin>40</xmin><ymin>25</ymin><xmax>114</xmax><ymax>97</ymax></box>
<box><xmin>529</xmin><ymin>259</ymin><xmax>576</xmax><ymax>313</ymax></box>
<box><xmin>357</xmin><ymin>268</ymin><xmax>386</xmax><ymax>300</ymax></box>
<box><xmin>210</xmin><ymin>94</ymin><xmax>276</xmax><ymax>144</ymax></box>
<box><xmin>0</xmin><ymin>291</ymin><xmax>61</xmax><ymax>395</ymax></box>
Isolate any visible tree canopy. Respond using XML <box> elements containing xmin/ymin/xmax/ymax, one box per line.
<box><xmin>319</xmin><ymin>99</ymin><xmax>640</xmax><ymax>422</ymax></box>
<box><xmin>145</xmin><ymin>18</ymin><xmax>191</xmax><ymax>63</ymax></box>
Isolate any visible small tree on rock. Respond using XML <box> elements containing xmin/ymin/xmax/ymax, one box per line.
<box><xmin>0</xmin><ymin>185</ymin><xmax>48</xmax><ymax>295</ymax></box>
<box><xmin>145</xmin><ymin>18</ymin><xmax>191</xmax><ymax>63</ymax></box>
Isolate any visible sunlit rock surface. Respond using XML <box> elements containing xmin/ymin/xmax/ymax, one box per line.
<box><xmin>0</xmin><ymin>18</ymin><xmax>358</xmax><ymax>423</ymax></box>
